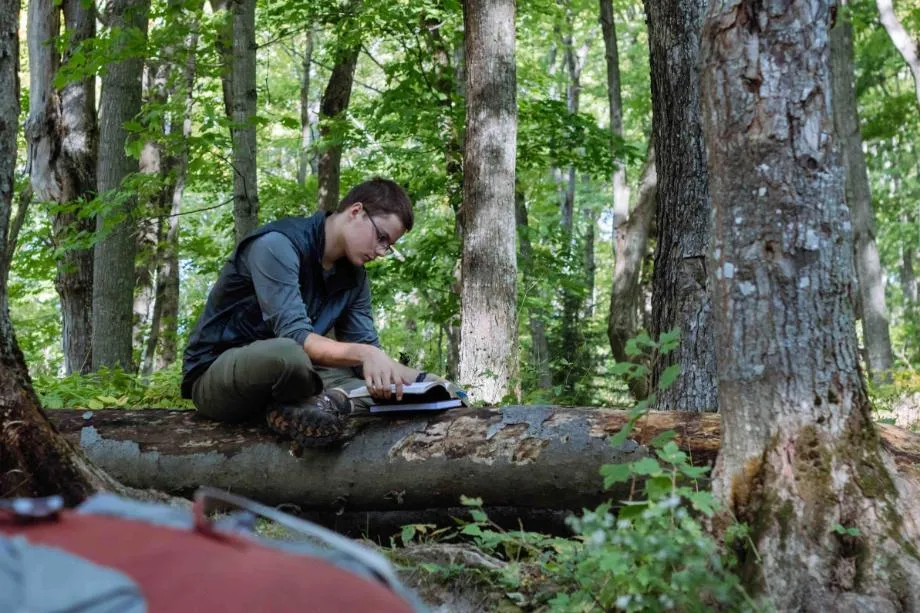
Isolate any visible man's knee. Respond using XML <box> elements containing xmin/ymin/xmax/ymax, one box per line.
<box><xmin>243</xmin><ymin>338</ymin><xmax>313</xmax><ymax>384</ymax></box>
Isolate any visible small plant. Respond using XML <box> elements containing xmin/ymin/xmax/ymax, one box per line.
<box><xmin>34</xmin><ymin>363</ymin><xmax>192</xmax><ymax>410</ymax></box>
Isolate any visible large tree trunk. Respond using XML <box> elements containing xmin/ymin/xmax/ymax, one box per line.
<box><xmin>515</xmin><ymin>186</ymin><xmax>552</xmax><ymax>391</ymax></box>
<box><xmin>644</xmin><ymin>0</ymin><xmax>718</xmax><ymax>412</ymax></box>
<box><xmin>599</xmin><ymin>0</ymin><xmax>629</xmax><ymax>231</ymax></box>
<box><xmin>317</xmin><ymin>46</ymin><xmax>359</xmax><ymax>212</ymax></box>
<box><xmin>92</xmin><ymin>0</ymin><xmax>151</xmax><ymax>371</ymax></box>
<box><xmin>458</xmin><ymin>0</ymin><xmax>519</xmax><ymax>404</ymax></box>
<box><xmin>608</xmin><ymin>145</ymin><xmax>656</xmax><ymax>400</ymax></box>
<box><xmin>876</xmin><ymin>0</ymin><xmax>920</xmax><ymax>106</ymax></box>
<box><xmin>230</xmin><ymin>0</ymin><xmax>258</xmax><ymax>242</ymax></box>
<box><xmin>297</xmin><ymin>29</ymin><xmax>315</xmax><ymax>187</ymax></box>
<box><xmin>0</xmin><ymin>0</ymin><xmax>117</xmax><ymax>504</ymax></box>
<box><xmin>831</xmin><ymin>7</ymin><xmax>895</xmax><ymax>383</ymax></box>
<box><xmin>25</xmin><ymin>0</ymin><xmax>97</xmax><ymax>375</ymax></box>
<box><xmin>701</xmin><ymin>0</ymin><xmax>920</xmax><ymax>607</ymax></box>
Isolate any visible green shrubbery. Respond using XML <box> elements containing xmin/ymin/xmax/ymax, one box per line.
<box><xmin>33</xmin><ymin>363</ymin><xmax>191</xmax><ymax>410</ymax></box>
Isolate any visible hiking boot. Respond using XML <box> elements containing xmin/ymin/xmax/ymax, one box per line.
<box><xmin>265</xmin><ymin>389</ymin><xmax>353</xmax><ymax>449</ymax></box>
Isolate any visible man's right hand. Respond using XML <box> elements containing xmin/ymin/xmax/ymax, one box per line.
<box><xmin>360</xmin><ymin>346</ymin><xmax>418</xmax><ymax>401</ymax></box>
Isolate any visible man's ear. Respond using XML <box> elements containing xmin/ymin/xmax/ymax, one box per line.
<box><xmin>347</xmin><ymin>202</ymin><xmax>364</xmax><ymax>218</ymax></box>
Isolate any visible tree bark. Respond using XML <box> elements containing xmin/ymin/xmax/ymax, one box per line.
<box><xmin>515</xmin><ymin>186</ymin><xmax>552</xmax><ymax>391</ymax></box>
<box><xmin>317</xmin><ymin>46</ymin><xmax>359</xmax><ymax>212</ymax></box>
<box><xmin>903</xmin><ymin>214</ymin><xmax>917</xmax><ymax>309</ymax></box>
<box><xmin>599</xmin><ymin>0</ymin><xmax>629</xmax><ymax>229</ymax></box>
<box><xmin>831</xmin><ymin>8</ymin><xmax>895</xmax><ymax>383</ymax></box>
<box><xmin>876</xmin><ymin>0</ymin><xmax>920</xmax><ymax>106</ymax></box>
<box><xmin>644</xmin><ymin>0</ymin><xmax>718</xmax><ymax>412</ymax></box>
<box><xmin>230</xmin><ymin>0</ymin><xmax>258</xmax><ymax>242</ymax></box>
<box><xmin>459</xmin><ymin>0</ymin><xmax>519</xmax><ymax>404</ymax></box>
<box><xmin>25</xmin><ymin>0</ymin><xmax>97</xmax><ymax>375</ymax></box>
<box><xmin>92</xmin><ymin>0</ymin><xmax>151</xmax><ymax>371</ymax></box>
<box><xmin>701</xmin><ymin>0</ymin><xmax>920</xmax><ymax>607</ymax></box>
<box><xmin>297</xmin><ymin>29</ymin><xmax>314</xmax><ymax>187</ymax></box>
<box><xmin>608</xmin><ymin>145</ymin><xmax>656</xmax><ymax>400</ymax></box>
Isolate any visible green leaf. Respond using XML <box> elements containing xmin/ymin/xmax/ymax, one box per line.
<box><xmin>600</xmin><ymin>462</ymin><xmax>632</xmax><ymax>488</ymax></box>
<box><xmin>87</xmin><ymin>398</ymin><xmax>103</xmax><ymax>410</ymax></box>
<box><xmin>656</xmin><ymin>441</ymin><xmax>687</xmax><ymax>465</ymax></box>
<box><xmin>645</xmin><ymin>475</ymin><xmax>672</xmax><ymax>499</ymax></box>
<box><xmin>631</xmin><ymin>457</ymin><xmax>662</xmax><ymax>476</ymax></box>
<box><xmin>461</xmin><ymin>524</ymin><xmax>483</xmax><ymax>536</ymax></box>
<box><xmin>469</xmin><ymin>509</ymin><xmax>488</xmax><ymax>523</ymax></box>
<box><xmin>679</xmin><ymin>464</ymin><xmax>711</xmax><ymax>479</ymax></box>
<box><xmin>649</xmin><ymin>430</ymin><xmax>677</xmax><ymax>448</ymax></box>
<box><xmin>617</xmin><ymin>501</ymin><xmax>649</xmax><ymax>520</ymax></box>
<box><xmin>400</xmin><ymin>524</ymin><xmax>417</xmax><ymax>545</ymax></box>
<box><xmin>460</xmin><ymin>495</ymin><xmax>483</xmax><ymax>507</ymax></box>
<box><xmin>658</xmin><ymin>364</ymin><xmax>681</xmax><ymax>391</ymax></box>
<box><xmin>608</xmin><ymin>422</ymin><xmax>634</xmax><ymax>448</ymax></box>
<box><xmin>688</xmin><ymin>491</ymin><xmax>716</xmax><ymax>517</ymax></box>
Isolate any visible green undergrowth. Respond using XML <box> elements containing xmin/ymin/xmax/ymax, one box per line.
<box><xmin>32</xmin><ymin>364</ymin><xmax>192</xmax><ymax>410</ymax></box>
<box><xmin>392</xmin><ymin>331</ymin><xmax>762</xmax><ymax>612</ymax></box>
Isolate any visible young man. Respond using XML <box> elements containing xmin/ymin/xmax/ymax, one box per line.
<box><xmin>181</xmin><ymin>178</ymin><xmax>420</xmax><ymax>448</ymax></box>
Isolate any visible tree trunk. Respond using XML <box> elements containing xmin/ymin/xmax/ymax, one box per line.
<box><xmin>876</xmin><ymin>0</ymin><xmax>920</xmax><ymax>106</ymax></box>
<box><xmin>230</xmin><ymin>0</ymin><xmax>258</xmax><ymax>242</ymax></box>
<box><xmin>317</xmin><ymin>46</ymin><xmax>359</xmax><ymax>212</ymax></box>
<box><xmin>0</xmin><ymin>0</ymin><xmax>118</xmax><ymax>504</ymax></box>
<box><xmin>25</xmin><ymin>0</ymin><xmax>97</xmax><ymax>375</ymax></box>
<box><xmin>297</xmin><ymin>29</ymin><xmax>314</xmax><ymax>187</ymax></box>
<box><xmin>903</xmin><ymin>214</ymin><xmax>917</xmax><ymax>309</ymax></box>
<box><xmin>644</xmin><ymin>0</ymin><xmax>718</xmax><ymax>412</ymax></box>
<box><xmin>458</xmin><ymin>0</ymin><xmax>519</xmax><ymax>405</ymax></box>
<box><xmin>608</xmin><ymin>145</ymin><xmax>656</xmax><ymax>400</ymax></box>
<box><xmin>701</xmin><ymin>0</ymin><xmax>920</xmax><ymax>607</ymax></box>
<box><xmin>831</xmin><ymin>8</ymin><xmax>895</xmax><ymax>383</ymax></box>
<box><xmin>515</xmin><ymin>186</ymin><xmax>552</xmax><ymax>391</ymax></box>
<box><xmin>92</xmin><ymin>0</ymin><xmax>151</xmax><ymax>371</ymax></box>
<box><xmin>558</xmin><ymin>14</ymin><xmax>590</xmax><ymax>395</ymax></box>
<box><xmin>134</xmin><ymin>63</ymin><xmax>169</xmax><ymax>364</ymax></box>
<box><xmin>141</xmin><ymin>8</ymin><xmax>201</xmax><ymax>374</ymax></box>
<box><xmin>599</xmin><ymin>0</ymin><xmax>629</xmax><ymax>228</ymax></box>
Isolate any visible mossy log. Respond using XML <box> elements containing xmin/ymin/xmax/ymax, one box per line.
<box><xmin>46</xmin><ymin>407</ymin><xmax>920</xmax><ymax>536</ymax></box>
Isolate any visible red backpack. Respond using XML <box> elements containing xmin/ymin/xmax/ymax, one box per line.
<box><xmin>0</xmin><ymin>488</ymin><xmax>421</xmax><ymax>612</ymax></box>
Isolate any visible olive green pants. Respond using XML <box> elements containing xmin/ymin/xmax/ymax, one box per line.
<box><xmin>191</xmin><ymin>338</ymin><xmax>372</xmax><ymax>422</ymax></box>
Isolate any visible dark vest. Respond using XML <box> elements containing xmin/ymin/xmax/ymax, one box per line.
<box><xmin>180</xmin><ymin>213</ymin><xmax>365</xmax><ymax>398</ymax></box>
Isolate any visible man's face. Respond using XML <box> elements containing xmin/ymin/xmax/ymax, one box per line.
<box><xmin>343</xmin><ymin>204</ymin><xmax>405</xmax><ymax>266</ymax></box>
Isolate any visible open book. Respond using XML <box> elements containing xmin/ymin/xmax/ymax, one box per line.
<box><xmin>347</xmin><ymin>379</ymin><xmax>468</xmax><ymax>414</ymax></box>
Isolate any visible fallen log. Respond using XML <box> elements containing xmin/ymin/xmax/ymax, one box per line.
<box><xmin>47</xmin><ymin>407</ymin><xmax>920</xmax><ymax>537</ymax></box>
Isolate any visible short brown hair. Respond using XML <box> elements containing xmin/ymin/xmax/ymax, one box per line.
<box><xmin>338</xmin><ymin>178</ymin><xmax>414</xmax><ymax>232</ymax></box>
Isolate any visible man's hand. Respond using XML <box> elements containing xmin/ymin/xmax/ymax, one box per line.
<box><xmin>361</xmin><ymin>346</ymin><xmax>418</xmax><ymax>400</ymax></box>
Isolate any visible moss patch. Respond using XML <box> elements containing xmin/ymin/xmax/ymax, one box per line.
<box><xmin>792</xmin><ymin>425</ymin><xmax>835</xmax><ymax>539</ymax></box>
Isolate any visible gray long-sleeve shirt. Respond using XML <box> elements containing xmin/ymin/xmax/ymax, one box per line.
<box><xmin>239</xmin><ymin>231</ymin><xmax>379</xmax><ymax>348</ymax></box>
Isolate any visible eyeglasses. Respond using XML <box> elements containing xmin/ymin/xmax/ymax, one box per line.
<box><xmin>366</xmin><ymin>214</ymin><xmax>405</xmax><ymax>261</ymax></box>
